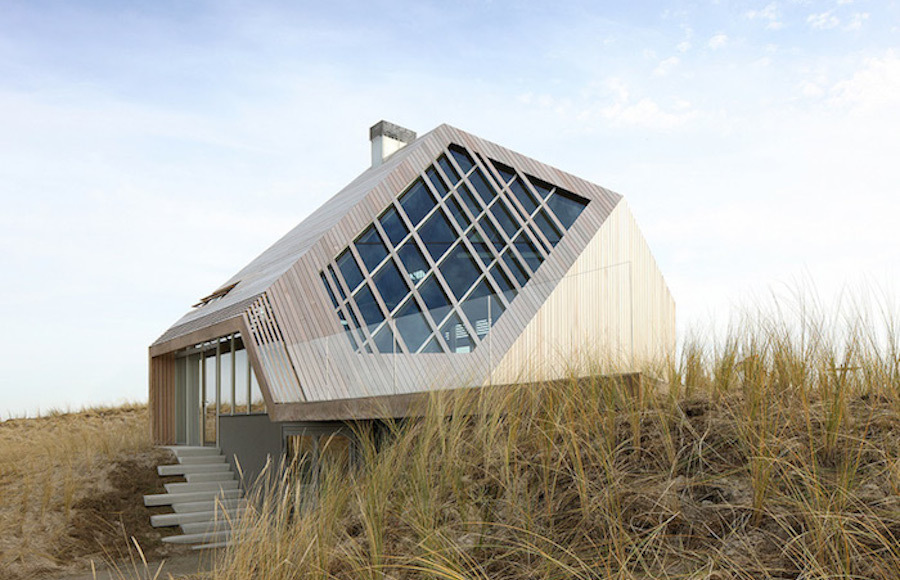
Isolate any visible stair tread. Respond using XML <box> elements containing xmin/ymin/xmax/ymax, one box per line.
<box><xmin>151</xmin><ymin>508</ymin><xmax>246</xmax><ymax>527</ymax></box>
<box><xmin>144</xmin><ymin>489</ymin><xmax>242</xmax><ymax>506</ymax></box>
<box><xmin>162</xmin><ymin>530</ymin><xmax>232</xmax><ymax>544</ymax></box>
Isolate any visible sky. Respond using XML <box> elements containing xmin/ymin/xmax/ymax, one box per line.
<box><xmin>1</xmin><ymin>0</ymin><xmax>898</xmax><ymax>417</ymax></box>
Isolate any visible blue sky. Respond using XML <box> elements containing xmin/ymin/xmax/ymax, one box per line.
<box><xmin>1</xmin><ymin>0</ymin><xmax>898</xmax><ymax>416</ymax></box>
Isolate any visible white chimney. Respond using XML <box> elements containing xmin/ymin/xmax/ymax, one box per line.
<box><xmin>370</xmin><ymin>120</ymin><xmax>416</xmax><ymax>168</ymax></box>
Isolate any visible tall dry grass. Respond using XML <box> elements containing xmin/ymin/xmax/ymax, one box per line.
<box><xmin>211</xmin><ymin>291</ymin><xmax>900</xmax><ymax>579</ymax></box>
<box><xmin>0</xmin><ymin>403</ymin><xmax>154</xmax><ymax>578</ymax></box>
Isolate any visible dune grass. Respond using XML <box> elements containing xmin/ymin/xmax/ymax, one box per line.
<box><xmin>0</xmin><ymin>403</ymin><xmax>155</xmax><ymax>578</ymax></box>
<box><xmin>211</xmin><ymin>293</ymin><xmax>900</xmax><ymax>579</ymax></box>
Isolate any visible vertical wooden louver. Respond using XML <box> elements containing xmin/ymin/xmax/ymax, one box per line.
<box><xmin>149</xmin><ymin>352</ymin><xmax>176</xmax><ymax>444</ymax></box>
<box><xmin>243</xmin><ymin>293</ymin><xmax>306</xmax><ymax>403</ymax></box>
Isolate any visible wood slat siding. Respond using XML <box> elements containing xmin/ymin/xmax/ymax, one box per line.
<box><xmin>242</xmin><ymin>293</ymin><xmax>306</xmax><ymax>403</ymax></box>
<box><xmin>490</xmin><ymin>200</ymin><xmax>675</xmax><ymax>384</ymax></box>
<box><xmin>149</xmin><ymin>353</ymin><xmax>176</xmax><ymax>444</ymax></box>
<box><xmin>151</xmin><ymin>123</ymin><xmax>671</xmax><ymax>422</ymax></box>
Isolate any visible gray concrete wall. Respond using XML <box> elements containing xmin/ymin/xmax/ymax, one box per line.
<box><xmin>219</xmin><ymin>414</ymin><xmax>283</xmax><ymax>486</ymax></box>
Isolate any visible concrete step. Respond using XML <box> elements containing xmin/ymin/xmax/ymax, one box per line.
<box><xmin>181</xmin><ymin>518</ymin><xmax>240</xmax><ymax>535</ymax></box>
<box><xmin>172</xmin><ymin>498</ymin><xmax>248</xmax><ymax>513</ymax></box>
<box><xmin>192</xmin><ymin>541</ymin><xmax>231</xmax><ymax>550</ymax></box>
<box><xmin>159</xmin><ymin>463</ymin><xmax>231</xmax><ymax>476</ymax></box>
<box><xmin>164</xmin><ymin>481</ymin><xmax>240</xmax><ymax>494</ymax></box>
<box><xmin>162</xmin><ymin>530</ymin><xmax>231</xmax><ymax>545</ymax></box>
<box><xmin>166</xmin><ymin>446</ymin><xmax>221</xmax><ymax>457</ymax></box>
<box><xmin>185</xmin><ymin>472</ymin><xmax>236</xmax><ymax>483</ymax></box>
<box><xmin>151</xmin><ymin>509</ymin><xmax>246</xmax><ymax>528</ymax></box>
<box><xmin>144</xmin><ymin>489</ymin><xmax>242</xmax><ymax>507</ymax></box>
<box><xmin>178</xmin><ymin>455</ymin><xmax>227</xmax><ymax>465</ymax></box>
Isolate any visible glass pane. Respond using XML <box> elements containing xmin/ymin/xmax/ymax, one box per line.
<box><xmin>510</xmin><ymin>179</ymin><xmax>539</xmax><ymax>216</ymax></box>
<box><xmin>489</xmin><ymin>294</ymin><xmax>506</xmax><ymax>326</ymax></box>
<box><xmin>467</xmin><ymin>229</ymin><xmax>492</xmax><ymax>266</ymax></box>
<box><xmin>399</xmin><ymin>178</ymin><xmax>436</xmax><ymax>226</ymax></box>
<box><xmin>421</xmin><ymin>336</ymin><xmax>444</xmax><ymax>353</ymax></box>
<box><xmin>328</xmin><ymin>265</ymin><xmax>346</xmax><ymax>300</ymax></box>
<box><xmin>437</xmin><ymin>154</ymin><xmax>460</xmax><ymax>185</ymax></box>
<box><xmin>450</xmin><ymin>145</ymin><xmax>475</xmax><ymax>174</ymax></box>
<box><xmin>345</xmin><ymin>304</ymin><xmax>366</xmax><ymax>345</ymax></box>
<box><xmin>372</xmin><ymin>259</ymin><xmax>408</xmax><ymax>312</ymax></box>
<box><xmin>354</xmin><ymin>284</ymin><xmax>384</xmax><ymax>328</ymax></box>
<box><xmin>286</xmin><ymin>434</ymin><xmax>316</xmax><ymax>481</ymax></box>
<box><xmin>489</xmin><ymin>262</ymin><xmax>518</xmax><ymax>300</ymax></box>
<box><xmin>446</xmin><ymin>196</ymin><xmax>471</xmax><ymax>229</ymax></box>
<box><xmin>355</xmin><ymin>225</ymin><xmax>388</xmax><ymax>273</ymax></box>
<box><xmin>426</xmin><ymin>166</ymin><xmax>449</xmax><ymax>197</ymax></box>
<box><xmin>457</xmin><ymin>184</ymin><xmax>482</xmax><ymax>217</ymax></box>
<box><xmin>513</xmin><ymin>232</ymin><xmax>543</xmax><ymax>272</ymax></box>
<box><xmin>529</xmin><ymin>223</ymin><xmax>551</xmax><ymax>254</ymax></box>
<box><xmin>418</xmin><ymin>275</ymin><xmax>452</xmax><ymax>324</ymax></box>
<box><xmin>492</xmin><ymin>160</ymin><xmax>516</xmax><ymax>185</ymax></box>
<box><xmin>441</xmin><ymin>312</ymin><xmax>473</xmax><ymax>353</ymax></box>
<box><xmin>379</xmin><ymin>206</ymin><xmax>408</xmax><ymax>247</ymax></box>
<box><xmin>439</xmin><ymin>244</ymin><xmax>481</xmax><ymax>300</ymax></box>
<box><xmin>337</xmin><ymin>250</ymin><xmax>364</xmax><ymax>291</ymax></box>
<box><xmin>528</xmin><ymin>175</ymin><xmax>554</xmax><ymax>199</ymax></box>
<box><xmin>321</xmin><ymin>272</ymin><xmax>339</xmax><ymax>308</ymax></box>
<box><xmin>546</xmin><ymin>190</ymin><xmax>589</xmax><ymax>230</ymax></box>
<box><xmin>418</xmin><ymin>210</ymin><xmax>456</xmax><ymax>261</ymax></box>
<box><xmin>320</xmin><ymin>434</ymin><xmax>351</xmax><ymax>472</ymax></box>
<box><xmin>397</xmin><ymin>241</ymin><xmax>429</xmax><ymax>285</ymax></box>
<box><xmin>534</xmin><ymin>209</ymin><xmax>562</xmax><ymax>247</ymax></box>
<box><xmin>502</xmin><ymin>250</ymin><xmax>530</xmax><ymax>286</ymax></box>
<box><xmin>373</xmin><ymin>324</ymin><xmax>395</xmax><ymax>353</ymax></box>
<box><xmin>461</xmin><ymin>280</ymin><xmax>492</xmax><ymax>339</ymax></box>
<box><xmin>489</xmin><ymin>198</ymin><xmax>520</xmax><ymax>238</ymax></box>
<box><xmin>338</xmin><ymin>310</ymin><xmax>358</xmax><ymax>349</ymax></box>
<box><xmin>395</xmin><ymin>299</ymin><xmax>431</xmax><ymax>352</ymax></box>
<box><xmin>477</xmin><ymin>216</ymin><xmax>505</xmax><ymax>255</ymax></box>
<box><xmin>469</xmin><ymin>168</ymin><xmax>497</xmax><ymax>205</ymax></box>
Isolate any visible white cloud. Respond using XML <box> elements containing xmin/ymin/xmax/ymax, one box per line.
<box><xmin>653</xmin><ymin>56</ymin><xmax>681</xmax><ymax>76</ymax></box>
<box><xmin>807</xmin><ymin>11</ymin><xmax>840</xmax><ymax>29</ymax></box>
<box><xmin>676</xmin><ymin>40</ymin><xmax>691</xmax><ymax>53</ymax></box>
<box><xmin>800</xmin><ymin>81</ymin><xmax>825</xmax><ymax>97</ymax></box>
<box><xmin>708</xmin><ymin>33</ymin><xmax>728</xmax><ymax>49</ymax></box>
<box><xmin>744</xmin><ymin>3</ymin><xmax>784</xmax><ymax>30</ymax></box>
<box><xmin>844</xmin><ymin>12</ymin><xmax>869</xmax><ymax>30</ymax></box>
<box><xmin>829</xmin><ymin>51</ymin><xmax>900</xmax><ymax>113</ymax></box>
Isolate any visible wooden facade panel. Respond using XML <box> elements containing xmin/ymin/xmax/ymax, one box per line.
<box><xmin>491</xmin><ymin>200</ymin><xmax>675</xmax><ymax>384</ymax></box>
<box><xmin>149</xmin><ymin>353</ymin><xmax>176</xmax><ymax>445</ymax></box>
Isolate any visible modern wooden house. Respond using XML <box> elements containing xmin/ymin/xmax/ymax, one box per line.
<box><xmin>149</xmin><ymin>121</ymin><xmax>675</xmax><ymax>481</ymax></box>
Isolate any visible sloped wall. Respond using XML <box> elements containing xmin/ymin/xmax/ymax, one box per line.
<box><xmin>490</xmin><ymin>199</ymin><xmax>675</xmax><ymax>383</ymax></box>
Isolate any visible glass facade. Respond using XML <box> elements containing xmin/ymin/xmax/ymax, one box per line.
<box><xmin>321</xmin><ymin>143</ymin><xmax>589</xmax><ymax>354</ymax></box>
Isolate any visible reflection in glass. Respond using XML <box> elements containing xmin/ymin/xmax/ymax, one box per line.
<box><xmin>510</xmin><ymin>179</ymin><xmax>538</xmax><ymax>216</ymax></box>
<box><xmin>441</xmin><ymin>312</ymin><xmax>473</xmax><ymax>353</ymax></box>
<box><xmin>397</xmin><ymin>241</ymin><xmax>428</xmax><ymax>285</ymax></box>
<box><xmin>355</xmin><ymin>225</ymin><xmax>388</xmax><ymax>272</ymax></box>
<box><xmin>419</xmin><ymin>210</ymin><xmax>455</xmax><ymax>261</ymax></box>
<box><xmin>450</xmin><ymin>145</ymin><xmax>475</xmax><ymax>174</ymax></box>
<box><xmin>437</xmin><ymin>154</ymin><xmax>460</xmax><ymax>185</ymax></box>
<box><xmin>546</xmin><ymin>190</ymin><xmax>589</xmax><ymax>230</ymax></box>
<box><xmin>337</xmin><ymin>250</ymin><xmax>364</xmax><ymax>291</ymax></box>
<box><xmin>513</xmin><ymin>232</ymin><xmax>543</xmax><ymax>272</ymax></box>
<box><xmin>379</xmin><ymin>206</ymin><xmax>408</xmax><ymax>247</ymax></box>
<box><xmin>426</xmin><ymin>166</ymin><xmax>449</xmax><ymax>197</ymax></box>
<box><xmin>372</xmin><ymin>259</ymin><xmax>407</xmax><ymax>312</ymax></box>
<box><xmin>439</xmin><ymin>244</ymin><xmax>481</xmax><ymax>300</ymax></box>
<box><xmin>469</xmin><ymin>168</ymin><xmax>497</xmax><ymax>205</ymax></box>
<box><xmin>354</xmin><ymin>284</ymin><xmax>384</xmax><ymax>327</ymax></box>
<box><xmin>399</xmin><ymin>179</ymin><xmax>436</xmax><ymax>226</ymax></box>
<box><xmin>534</xmin><ymin>209</ymin><xmax>562</xmax><ymax>247</ymax></box>
<box><xmin>418</xmin><ymin>275</ymin><xmax>451</xmax><ymax>325</ymax></box>
<box><xmin>373</xmin><ymin>323</ymin><xmax>395</xmax><ymax>353</ymax></box>
<box><xmin>395</xmin><ymin>299</ymin><xmax>431</xmax><ymax>352</ymax></box>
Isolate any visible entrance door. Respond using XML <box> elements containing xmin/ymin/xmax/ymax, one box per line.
<box><xmin>174</xmin><ymin>353</ymin><xmax>202</xmax><ymax>446</ymax></box>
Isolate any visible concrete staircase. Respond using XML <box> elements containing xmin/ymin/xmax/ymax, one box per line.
<box><xmin>144</xmin><ymin>446</ymin><xmax>246</xmax><ymax>550</ymax></box>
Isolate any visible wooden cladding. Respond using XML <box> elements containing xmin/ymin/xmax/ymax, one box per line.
<box><xmin>243</xmin><ymin>293</ymin><xmax>306</xmax><ymax>403</ymax></box>
<box><xmin>149</xmin><ymin>352</ymin><xmax>176</xmax><ymax>445</ymax></box>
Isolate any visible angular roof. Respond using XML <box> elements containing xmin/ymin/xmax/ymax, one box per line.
<box><xmin>152</xmin><ymin>124</ymin><xmax>627</xmax><ymax>413</ymax></box>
